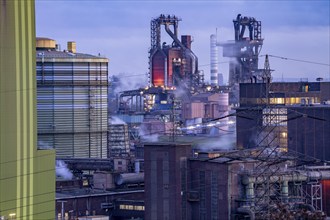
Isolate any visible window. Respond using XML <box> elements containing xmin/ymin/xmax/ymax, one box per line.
<box><xmin>263</xmin><ymin>108</ymin><xmax>287</xmax><ymax>126</ymax></box>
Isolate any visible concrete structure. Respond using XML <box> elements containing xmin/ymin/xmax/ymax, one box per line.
<box><xmin>36</xmin><ymin>38</ymin><xmax>109</xmax><ymax>158</ymax></box>
<box><xmin>145</xmin><ymin>144</ymin><xmax>330</xmax><ymax>219</ymax></box>
<box><xmin>0</xmin><ymin>1</ymin><xmax>55</xmax><ymax>219</ymax></box>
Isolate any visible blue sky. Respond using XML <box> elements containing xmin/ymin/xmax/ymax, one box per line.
<box><xmin>36</xmin><ymin>0</ymin><xmax>330</xmax><ymax>86</ymax></box>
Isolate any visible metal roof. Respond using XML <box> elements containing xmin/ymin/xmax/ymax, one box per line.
<box><xmin>36</xmin><ymin>50</ymin><xmax>108</xmax><ymax>60</ymax></box>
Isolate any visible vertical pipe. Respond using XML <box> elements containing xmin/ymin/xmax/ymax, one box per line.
<box><xmin>281</xmin><ymin>180</ymin><xmax>289</xmax><ymax>203</ymax></box>
<box><xmin>135</xmin><ymin>160</ymin><xmax>140</xmax><ymax>173</ymax></box>
<box><xmin>164</xmin><ymin>57</ymin><xmax>168</xmax><ymax>87</ymax></box>
<box><xmin>136</xmin><ymin>95</ymin><xmax>138</xmax><ymax>111</ymax></box>
<box><xmin>210</xmin><ymin>34</ymin><xmax>218</xmax><ymax>86</ymax></box>
<box><xmin>246</xmin><ymin>181</ymin><xmax>255</xmax><ymax>206</ymax></box>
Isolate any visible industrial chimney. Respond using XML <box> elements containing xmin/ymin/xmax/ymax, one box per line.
<box><xmin>210</xmin><ymin>34</ymin><xmax>218</xmax><ymax>86</ymax></box>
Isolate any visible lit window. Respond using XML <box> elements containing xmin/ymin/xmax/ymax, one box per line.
<box><xmin>134</xmin><ymin>205</ymin><xmax>145</xmax><ymax>211</ymax></box>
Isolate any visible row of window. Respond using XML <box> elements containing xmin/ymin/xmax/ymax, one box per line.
<box><xmin>119</xmin><ymin>204</ymin><xmax>145</xmax><ymax>211</ymax></box>
<box><xmin>241</xmin><ymin>97</ymin><xmax>320</xmax><ymax>105</ymax></box>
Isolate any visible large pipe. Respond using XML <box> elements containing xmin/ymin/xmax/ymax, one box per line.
<box><xmin>210</xmin><ymin>34</ymin><xmax>218</xmax><ymax>86</ymax></box>
<box><xmin>242</xmin><ymin>170</ymin><xmax>330</xmax><ymax>186</ymax></box>
<box><xmin>281</xmin><ymin>180</ymin><xmax>289</xmax><ymax>203</ymax></box>
<box><xmin>115</xmin><ymin>173</ymin><xmax>144</xmax><ymax>186</ymax></box>
<box><xmin>164</xmin><ymin>24</ymin><xmax>198</xmax><ymax>77</ymax></box>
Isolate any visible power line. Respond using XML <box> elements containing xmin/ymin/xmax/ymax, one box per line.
<box><xmin>113</xmin><ymin>74</ymin><xmax>147</xmax><ymax>78</ymax></box>
<box><xmin>0</xmin><ymin>190</ymin><xmax>55</xmax><ymax>204</ymax></box>
<box><xmin>0</xmin><ymin>152</ymin><xmax>54</xmax><ymax>166</ymax></box>
<box><xmin>260</xmin><ymin>54</ymin><xmax>330</xmax><ymax>67</ymax></box>
<box><xmin>199</xmin><ymin>61</ymin><xmax>229</xmax><ymax>67</ymax></box>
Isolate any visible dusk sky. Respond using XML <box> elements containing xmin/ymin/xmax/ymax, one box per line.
<box><xmin>36</xmin><ymin>0</ymin><xmax>330</xmax><ymax>87</ymax></box>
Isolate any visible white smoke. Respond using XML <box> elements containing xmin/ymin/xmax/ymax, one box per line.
<box><xmin>172</xmin><ymin>80</ymin><xmax>191</xmax><ymax>101</ymax></box>
<box><xmin>138</xmin><ymin>124</ymin><xmax>159</xmax><ymax>142</ymax></box>
<box><xmin>112</xmin><ymin>73</ymin><xmax>147</xmax><ymax>95</ymax></box>
<box><xmin>195</xmin><ymin>132</ymin><xmax>236</xmax><ymax>151</ymax></box>
<box><xmin>110</xmin><ymin>116</ymin><xmax>126</xmax><ymax>125</ymax></box>
<box><xmin>56</xmin><ymin>160</ymin><xmax>73</xmax><ymax>180</ymax></box>
<box><xmin>38</xmin><ymin>141</ymin><xmax>53</xmax><ymax>149</ymax></box>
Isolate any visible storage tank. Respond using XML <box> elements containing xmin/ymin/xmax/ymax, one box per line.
<box><xmin>115</xmin><ymin>173</ymin><xmax>144</xmax><ymax>186</ymax></box>
<box><xmin>36</xmin><ymin>37</ymin><xmax>56</xmax><ymax>50</ymax></box>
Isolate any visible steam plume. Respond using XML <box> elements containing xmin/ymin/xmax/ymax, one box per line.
<box><xmin>56</xmin><ymin>160</ymin><xmax>73</xmax><ymax>180</ymax></box>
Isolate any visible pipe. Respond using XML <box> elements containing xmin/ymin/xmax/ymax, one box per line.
<box><xmin>281</xmin><ymin>180</ymin><xmax>289</xmax><ymax>203</ymax></box>
<box><xmin>164</xmin><ymin>24</ymin><xmax>199</xmax><ymax>79</ymax></box>
<box><xmin>164</xmin><ymin>23</ymin><xmax>185</xmax><ymax>49</ymax></box>
<box><xmin>241</xmin><ymin>170</ymin><xmax>330</xmax><ymax>186</ymax></box>
<box><xmin>305</xmin><ymin>165</ymin><xmax>330</xmax><ymax>170</ymax></box>
<box><xmin>246</xmin><ymin>181</ymin><xmax>255</xmax><ymax>206</ymax></box>
<box><xmin>115</xmin><ymin>173</ymin><xmax>144</xmax><ymax>186</ymax></box>
<box><xmin>293</xmin><ymin>203</ymin><xmax>316</xmax><ymax>212</ymax></box>
<box><xmin>237</xmin><ymin>206</ymin><xmax>255</xmax><ymax>220</ymax></box>
<box><xmin>134</xmin><ymin>160</ymin><xmax>140</xmax><ymax>173</ymax></box>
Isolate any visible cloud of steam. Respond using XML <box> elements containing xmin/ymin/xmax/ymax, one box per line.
<box><xmin>38</xmin><ymin>141</ymin><xmax>53</xmax><ymax>149</ymax></box>
<box><xmin>195</xmin><ymin>132</ymin><xmax>236</xmax><ymax>151</ymax></box>
<box><xmin>138</xmin><ymin>124</ymin><xmax>159</xmax><ymax>142</ymax></box>
<box><xmin>110</xmin><ymin>116</ymin><xmax>126</xmax><ymax>125</ymax></box>
<box><xmin>56</xmin><ymin>160</ymin><xmax>73</xmax><ymax>180</ymax></box>
<box><xmin>111</xmin><ymin>73</ymin><xmax>147</xmax><ymax>96</ymax></box>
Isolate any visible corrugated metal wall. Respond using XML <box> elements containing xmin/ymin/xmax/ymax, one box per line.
<box><xmin>37</xmin><ymin>60</ymin><xmax>108</xmax><ymax>158</ymax></box>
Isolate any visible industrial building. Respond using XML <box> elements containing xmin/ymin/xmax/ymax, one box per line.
<box><xmin>0</xmin><ymin>1</ymin><xmax>55</xmax><ymax>219</ymax></box>
<box><xmin>209</xmin><ymin>14</ymin><xmax>264</xmax><ymax>105</ymax></box>
<box><xmin>36</xmin><ymin>38</ymin><xmax>109</xmax><ymax>158</ymax></box>
<box><xmin>149</xmin><ymin>14</ymin><xmax>203</xmax><ymax>92</ymax></box>
<box><xmin>54</xmin><ymin>156</ymin><xmax>145</xmax><ymax>219</ymax></box>
<box><xmin>236</xmin><ymin>82</ymin><xmax>330</xmax><ymax>161</ymax></box>
<box><xmin>144</xmin><ymin>143</ymin><xmax>192</xmax><ymax>220</ymax></box>
<box><xmin>53</xmin><ymin>12</ymin><xmax>330</xmax><ymax>220</ymax></box>
<box><xmin>144</xmin><ymin>143</ymin><xmax>330</xmax><ymax>220</ymax></box>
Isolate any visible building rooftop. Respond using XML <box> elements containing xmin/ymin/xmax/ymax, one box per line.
<box><xmin>56</xmin><ymin>188</ymin><xmax>144</xmax><ymax>200</ymax></box>
<box><xmin>36</xmin><ymin>50</ymin><xmax>107</xmax><ymax>60</ymax></box>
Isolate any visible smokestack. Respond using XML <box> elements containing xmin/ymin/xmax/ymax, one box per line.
<box><xmin>210</xmin><ymin>34</ymin><xmax>218</xmax><ymax>86</ymax></box>
<box><xmin>67</xmin><ymin>41</ymin><xmax>76</xmax><ymax>53</ymax></box>
<box><xmin>181</xmin><ymin>35</ymin><xmax>192</xmax><ymax>49</ymax></box>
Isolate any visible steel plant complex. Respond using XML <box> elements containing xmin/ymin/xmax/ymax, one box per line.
<box><xmin>1</xmin><ymin>2</ymin><xmax>330</xmax><ymax>220</ymax></box>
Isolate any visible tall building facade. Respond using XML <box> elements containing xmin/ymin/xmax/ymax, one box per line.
<box><xmin>0</xmin><ymin>1</ymin><xmax>55</xmax><ymax>219</ymax></box>
<box><xmin>144</xmin><ymin>143</ymin><xmax>192</xmax><ymax>220</ymax></box>
<box><xmin>36</xmin><ymin>39</ymin><xmax>109</xmax><ymax>158</ymax></box>
<box><xmin>237</xmin><ymin>82</ymin><xmax>330</xmax><ymax>160</ymax></box>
